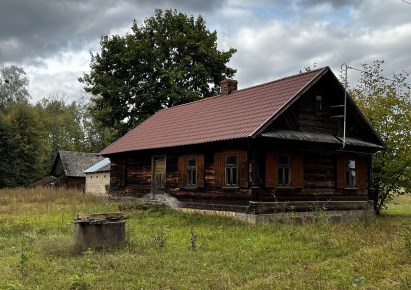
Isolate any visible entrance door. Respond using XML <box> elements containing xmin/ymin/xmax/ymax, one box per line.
<box><xmin>152</xmin><ymin>156</ymin><xmax>166</xmax><ymax>198</ymax></box>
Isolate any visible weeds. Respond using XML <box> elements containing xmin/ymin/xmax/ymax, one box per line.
<box><xmin>190</xmin><ymin>227</ymin><xmax>197</xmax><ymax>250</ymax></box>
<box><xmin>69</xmin><ymin>248</ymin><xmax>95</xmax><ymax>290</ymax></box>
<box><xmin>0</xmin><ymin>189</ymin><xmax>411</xmax><ymax>289</ymax></box>
<box><xmin>154</xmin><ymin>228</ymin><xmax>165</xmax><ymax>248</ymax></box>
<box><xmin>15</xmin><ymin>231</ymin><xmax>33</xmax><ymax>276</ymax></box>
<box><xmin>400</xmin><ymin>224</ymin><xmax>411</xmax><ymax>256</ymax></box>
<box><xmin>352</xmin><ymin>276</ymin><xmax>366</xmax><ymax>288</ymax></box>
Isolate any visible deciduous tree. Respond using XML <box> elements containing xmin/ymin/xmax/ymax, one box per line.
<box><xmin>0</xmin><ymin>65</ymin><xmax>30</xmax><ymax>112</ymax></box>
<box><xmin>80</xmin><ymin>9</ymin><xmax>237</xmax><ymax>139</ymax></box>
<box><xmin>351</xmin><ymin>60</ymin><xmax>411</xmax><ymax>214</ymax></box>
<box><xmin>5</xmin><ymin>102</ymin><xmax>46</xmax><ymax>187</ymax></box>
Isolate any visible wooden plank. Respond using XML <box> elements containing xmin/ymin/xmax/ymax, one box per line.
<box><xmin>76</xmin><ymin>212</ymin><xmax>123</xmax><ymax>221</ymax></box>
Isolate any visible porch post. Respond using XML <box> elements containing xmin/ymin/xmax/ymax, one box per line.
<box><xmin>248</xmin><ymin>141</ymin><xmax>260</xmax><ymax>202</ymax></box>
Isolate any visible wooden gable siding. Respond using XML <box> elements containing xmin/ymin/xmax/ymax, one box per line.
<box><xmin>51</xmin><ymin>157</ymin><xmax>65</xmax><ymax>176</ymax></box>
<box><xmin>298</xmin><ymin>94</ymin><xmax>337</xmax><ymax>135</ymax></box>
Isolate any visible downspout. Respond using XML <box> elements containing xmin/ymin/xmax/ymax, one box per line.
<box><xmin>341</xmin><ymin>63</ymin><xmax>348</xmax><ymax>149</ymax></box>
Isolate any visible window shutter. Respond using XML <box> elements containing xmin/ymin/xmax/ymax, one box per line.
<box><xmin>178</xmin><ymin>156</ymin><xmax>186</xmax><ymax>188</ymax></box>
<box><xmin>336</xmin><ymin>155</ymin><xmax>345</xmax><ymax>189</ymax></box>
<box><xmin>214</xmin><ymin>152</ymin><xmax>224</xmax><ymax>187</ymax></box>
<box><xmin>197</xmin><ymin>154</ymin><xmax>205</xmax><ymax>188</ymax></box>
<box><xmin>238</xmin><ymin>150</ymin><xmax>248</xmax><ymax>188</ymax></box>
<box><xmin>265</xmin><ymin>150</ymin><xmax>277</xmax><ymax>188</ymax></box>
<box><xmin>357</xmin><ymin>156</ymin><xmax>367</xmax><ymax>189</ymax></box>
<box><xmin>292</xmin><ymin>152</ymin><xmax>304</xmax><ymax>188</ymax></box>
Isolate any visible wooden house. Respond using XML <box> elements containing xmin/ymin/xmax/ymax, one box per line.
<box><xmin>50</xmin><ymin>150</ymin><xmax>104</xmax><ymax>190</ymax></box>
<box><xmin>100</xmin><ymin>67</ymin><xmax>385</xmax><ymax>219</ymax></box>
<box><xmin>84</xmin><ymin>158</ymin><xmax>111</xmax><ymax>195</ymax></box>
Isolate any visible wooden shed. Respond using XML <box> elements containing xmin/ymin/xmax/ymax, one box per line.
<box><xmin>49</xmin><ymin>150</ymin><xmax>104</xmax><ymax>190</ymax></box>
<box><xmin>100</xmin><ymin>67</ymin><xmax>385</xmax><ymax>218</ymax></box>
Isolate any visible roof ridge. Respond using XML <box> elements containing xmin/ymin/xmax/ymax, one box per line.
<box><xmin>234</xmin><ymin>66</ymin><xmax>328</xmax><ymax>94</ymax></box>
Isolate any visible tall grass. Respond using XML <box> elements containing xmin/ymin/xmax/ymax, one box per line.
<box><xmin>0</xmin><ymin>188</ymin><xmax>410</xmax><ymax>289</ymax></box>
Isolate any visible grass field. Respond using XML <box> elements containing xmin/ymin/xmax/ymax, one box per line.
<box><xmin>0</xmin><ymin>188</ymin><xmax>410</xmax><ymax>289</ymax></box>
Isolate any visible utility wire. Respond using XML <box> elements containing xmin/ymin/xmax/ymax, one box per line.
<box><xmin>345</xmin><ymin>64</ymin><xmax>411</xmax><ymax>87</ymax></box>
<box><xmin>400</xmin><ymin>0</ymin><xmax>411</xmax><ymax>5</ymax></box>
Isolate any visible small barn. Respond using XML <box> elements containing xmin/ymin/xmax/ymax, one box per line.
<box><xmin>50</xmin><ymin>150</ymin><xmax>104</xmax><ymax>190</ymax></box>
<box><xmin>84</xmin><ymin>158</ymin><xmax>111</xmax><ymax>195</ymax></box>
<box><xmin>100</xmin><ymin>67</ymin><xmax>385</xmax><ymax>221</ymax></box>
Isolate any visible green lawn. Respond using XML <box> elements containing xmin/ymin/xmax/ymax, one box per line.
<box><xmin>0</xmin><ymin>188</ymin><xmax>410</xmax><ymax>289</ymax></box>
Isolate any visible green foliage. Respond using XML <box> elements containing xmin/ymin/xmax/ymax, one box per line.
<box><xmin>0</xmin><ymin>112</ymin><xmax>13</xmax><ymax>186</ymax></box>
<box><xmin>0</xmin><ymin>65</ymin><xmax>30</xmax><ymax>112</ymax></box>
<box><xmin>80</xmin><ymin>9</ymin><xmax>237</xmax><ymax>139</ymax></box>
<box><xmin>1</xmin><ymin>189</ymin><xmax>411</xmax><ymax>289</ymax></box>
<box><xmin>69</xmin><ymin>248</ymin><xmax>96</xmax><ymax>290</ymax></box>
<box><xmin>34</xmin><ymin>96</ymin><xmax>98</xmax><ymax>174</ymax></box>
<box><xmin>351</xmin><ymin>60</ymin><xmax>411</xmax><ymax>214</ymax></box>
<box><xmin>3</xmin><ymin>102</ymin><xmax>47</xmax><ymax>187</ymax></box>
<box><xmin>0</xmin><ymin>66</ymin><xmax>105</xmax><ymax>188</ymax></box>
<box><xmin>400</xmin><ymin>224</ymin><xmax>411</xmax><ymax>256</ymax></box>
<box><xmin>190</xmin><ymin>227</ymin><xmax>197</xmax><ymax>250</ymax></box>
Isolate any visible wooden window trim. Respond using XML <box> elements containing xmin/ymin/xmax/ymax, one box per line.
<box><xmin>265</xmin><ymin>150</ymin><xmax>304</xmax><ymax>189</ymax></box>
<box><xmin>336</xmin><ymin>155</ymin><xmax>367</xmax><ymax>190</ymax></box>
<box><xmin>225</xmin><ymin>154</ymin><xmax>238</xmax><ymax>186</ymax></box>
<box><xmin>214</xmin><ymin>150</ymin><xmax>248</xmax><ymax>189</ymax></box>
<box><xmin>278</xmin><ymin>155</ymin><xmax>291</xmax><ymax>186</ymax></box>
<box><xmin>178</xmin><ymin>154</ymin><xmax>204</xmax><ymax>189</ymax></box>
<box><xmin>186</xmin><ymin>156</ymin><xmax>197</xmax><ymax>186</ymax></box>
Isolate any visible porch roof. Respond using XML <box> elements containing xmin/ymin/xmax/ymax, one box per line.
<box><xmin>261</xmin><ymin>130</ymin><xmax>385</xmax><ymax>150</ymax></box>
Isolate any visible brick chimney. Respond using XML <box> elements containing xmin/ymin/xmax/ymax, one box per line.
<box><xmin>220</xmin><ymin>79</ymin><xmax>238</xmax><ymax>95</ymax></box>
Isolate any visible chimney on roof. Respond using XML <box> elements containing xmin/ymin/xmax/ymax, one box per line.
<box><xmin>220</xmin><ymin>79</ymin><xmax>238</xmax><ymax>95</ymax></box>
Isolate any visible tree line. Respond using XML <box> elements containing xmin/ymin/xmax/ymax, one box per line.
<box><xmin>0</xmin><ymin>65</ymin><xmax>105</xmax><ymax>187</ymax></box>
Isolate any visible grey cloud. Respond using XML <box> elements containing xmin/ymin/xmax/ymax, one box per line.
<box><xmin>0</xmin><ymin>0</ymin><xmax>226</xmax><ymax>65</ymax></box>
<box><xmin>295</xmin><ymin>0</ymin><xmax>361</xmax><ymax>9</ymax></box>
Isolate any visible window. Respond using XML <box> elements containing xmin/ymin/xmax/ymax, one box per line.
<box><xmin>186</xmin><ymin>158</ymin><xmax>196</xmax><ymax>186</ymax></box>
<box><xmin>225</xmin><ymin>155</ymin><xmax>237</xmax><ymax>186</ymax></box>
<box><xmin>336</xmin><ymin>155</ymin><xmax>366</xmax><ymax>190</ymax></box>
<box><xmin>178</xmin><ymin>154</ymin><xmax>204</xmax><ymax>188</ymax></box>
<box><xmin>214</xmin><ymin>151</ymin><xmax>247</xmax><ymax>188</ymax></box>
<box><xmin>345</xmin><ymin>160</ymin><xmax>356</xmax><ymax>187</ymax></box>
<box><xmin>265</xmin><ymin>151</ymin><xmax>304</xmax><ymax>189</ymax></box>
<box><xmin>278</xmin><ymin>155</ymin><xmax>291</xmax><ymax>185</ymax></box>
<box><xmin>315</xmin><ymin>95</ymin><xmax>323</xmax><ymax>112</ymax></box>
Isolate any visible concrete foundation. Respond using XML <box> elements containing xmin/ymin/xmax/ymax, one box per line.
<box><xmin>178</xmin><ymin>207</ymin><xmax>375</xmax><ymax>224</ymax></box>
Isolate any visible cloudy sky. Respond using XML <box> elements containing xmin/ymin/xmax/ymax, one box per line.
<box><xmin>1</xmin><ymin>0</ymin><xmax>411</xmax><ymax>103</ymax></box>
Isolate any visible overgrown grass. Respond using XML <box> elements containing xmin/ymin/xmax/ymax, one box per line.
<box><xmin>1</xmin><ymin>188</ymin><xmax>410</xmax><ymax>289</ymax></box>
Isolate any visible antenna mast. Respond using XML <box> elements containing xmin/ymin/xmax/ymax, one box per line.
<box><xmin>341</xmin><ymin>63</ymin><xmax>348</xmax><ymax>149</ymax></box>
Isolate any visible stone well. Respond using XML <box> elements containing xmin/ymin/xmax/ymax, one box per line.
<box><xmin>74</xmin><ymin>212</ymin><xmax>126</xmax><ymax>253</ymax></box>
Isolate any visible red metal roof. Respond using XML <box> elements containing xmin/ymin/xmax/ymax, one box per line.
<box><xmin>100</xmin><ymin>67</ymin><xmax>328</xmax><ymax>155</ymax></box>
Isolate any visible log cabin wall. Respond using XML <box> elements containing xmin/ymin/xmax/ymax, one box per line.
<box><xmin>109</xmin><ymin>139</ymin><xmax>370</xmax><ymax>204</ymax></box>
<box><xmin>108</xmin><ymin>142</ymin><xmax>252</xmax><ymax>203</ymax></box>
<box><xmin>110</xmin><ymin>154</ymin><xmax>152</xmax><ymax>197</ymax></box>
<box><xmin>259</xmin><ymin>146</ymin><xmax>370</xmax><ymax>202</ymax></box>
